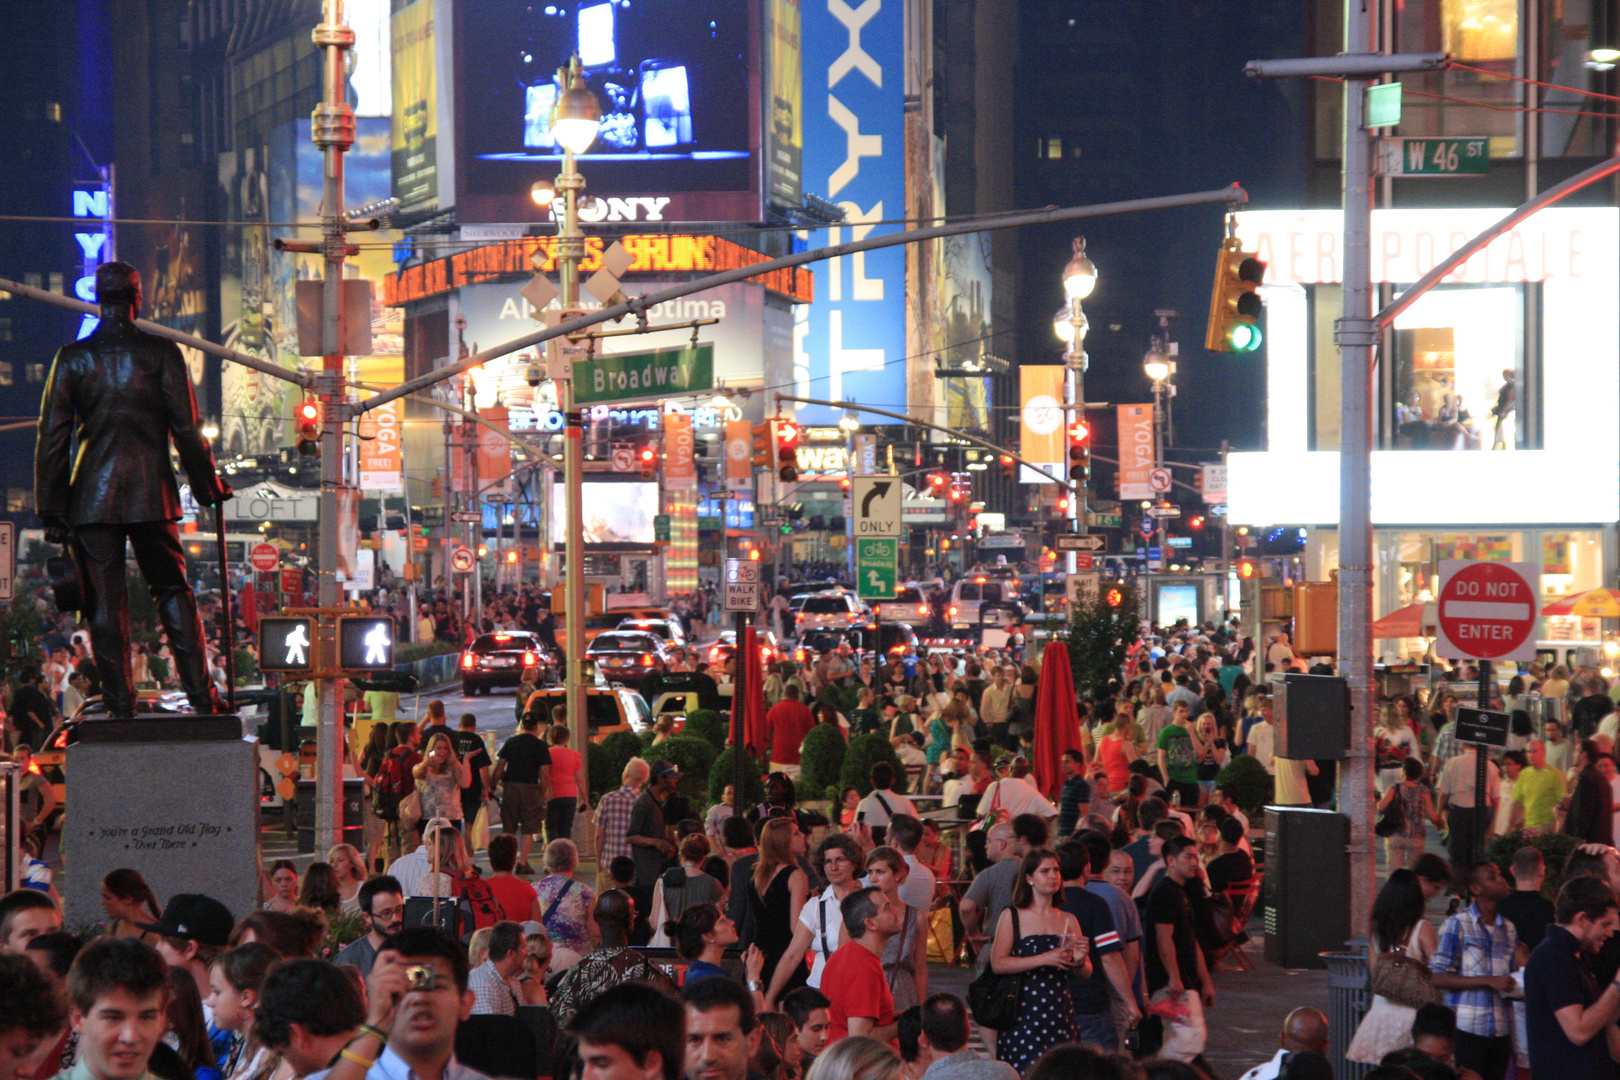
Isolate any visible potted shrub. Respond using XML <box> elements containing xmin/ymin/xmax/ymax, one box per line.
<box><xmin>839</xmin><ymin>733</ymin><xmax>907</xmax><ymax>797</ymax></box>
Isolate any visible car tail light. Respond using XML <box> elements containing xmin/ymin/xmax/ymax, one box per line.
<box><xmin>26</xmin><ymin>761</ymin><xmax>42</xmax><ymax>775</ymax></box>
<box><xmin>641</xmin><ymin>655</ymin><xmax>654</xmax><ymax>666</ymax></box>
<box><xmin>918</xmin><ymin>604</ymin><xmax>929</xmax><ymax>616</ymax></box>
<box><xmin>948</xmin><ymin>606</ymin><xmax>958</xmax><ymax>618</ymax></box>
<box><xmin>495</xmin><ymin>633</ymin><xmax>512</xmax><ymax>641</ymax></box>
<box><xmin>709</xmin><ymin>646</ymin><xmax>720</xmax><ymax>661</ymax></box>
<box><xmin>523</xmin><ymin>652</ymin><xmax>537</xmax><ymax>666</ymax></box>
<box><xmin>461</xmin><ymin>653</ymin><xmax>475</xmax><ymax>669</ymax></box>
<box><xmin>890</xmin><ymin>645</ymin><xmax>905</xmax><ymax>654</ymax></box>
<box><xmin>52</xmin><ymin>731</ymin><xmax>68</xmax><ymax>749</ymax></box>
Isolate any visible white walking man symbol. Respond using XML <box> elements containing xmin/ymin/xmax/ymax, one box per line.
<box><xmin>283</xmin><ymin>622</ymin><xmax>309</xmax><ymax>666</ymax></box>
<box><xmin>363</xmin><ymin>622</ymin><xmax>391</xmax><ymax>666</ymax></box>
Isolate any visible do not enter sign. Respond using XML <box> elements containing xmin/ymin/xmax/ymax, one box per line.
<box><xmin>249</xmin><ymin>542</ymin><xmax>280</xmax><ymax>572</ymax></box>
<box><xmin>1435</xmin><ymin>559</ymin><xmax>1540</xmax><ymax>662</ymax></box>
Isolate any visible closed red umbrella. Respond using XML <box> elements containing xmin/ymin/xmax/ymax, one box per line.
<box><xmin>239</xmin><ymin>581</ymin><xmax>260</xmax><ymax>635</ymax></box>
<box><xmin>1032</xmin><ymin>639</ymin><xmax>1080</xmax><ymax>802</ymax></box>
<box><xmin>743</xmin><ymin>625</ymin><xmax>768</xmax><ymax>758</ymax></box>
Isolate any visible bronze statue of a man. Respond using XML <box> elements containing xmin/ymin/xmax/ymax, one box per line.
<box><xmin>34</xmin><ymin>261</ymin><xmax>233</xmax><ymax>717</ymax></box>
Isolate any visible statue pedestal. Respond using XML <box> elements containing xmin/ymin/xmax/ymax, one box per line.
<box><xmin>63</xmin><ymin>716</ymin><xmax>260</xmax><ymax>928</ymax></box>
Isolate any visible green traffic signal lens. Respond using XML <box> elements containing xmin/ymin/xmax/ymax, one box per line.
<box><xmin>1230</xmin><ymin>323</ymin><xmax>1262</xmax><ymax>352</ymax></box>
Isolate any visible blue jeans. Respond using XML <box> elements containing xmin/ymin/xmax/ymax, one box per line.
<box><xmin>1076</xmin><ymin>1009</ymin><xmax>1118</xmax><ymax>1051</ymax></box>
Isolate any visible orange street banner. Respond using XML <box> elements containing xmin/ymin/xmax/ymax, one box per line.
<box><xmin>357</xmin><ymin>396</ymin><xmax>403</xmax><ymax>492</ymax></box>
<box><xmin>725</xmin><ymin>419</ymin><xmax>752</xmax><ymax>491</ymax></box>
<box><xmin>665</xmin><ymin>413</ymin><xmax>696</xmax><ymax>490</ymax></box>
<box><xmin>1118</xmin><ymin>404</ymin><xmax>1156</xmax><ymax>500</ymax></box>
<box><xmin>1019</xmin><ymin>366</ymin><xmax>1066</xmax><ymax>483</ymax></box>
<box><xmin>479</xmin><ymin>406</ymin><xmax>512</xmax><ymax>496</ymax></box>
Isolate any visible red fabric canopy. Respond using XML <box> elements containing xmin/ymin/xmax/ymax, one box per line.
<box><xmin>239</xmin><ymin>582</ymin><xmax>260</xmax><ymax>635</ymax></box>
<box><xmin>1032</xmin><ymin>640</ymin><xmax>1080</xmax><ymax>802</ymax></box>
<box><xmin>742</xmin><ymin>625</ymin><xmax>768</xmax><ymax>758</ymax></box>
<box><xmin>1369</xmin><ymin>602</ymin><xmax>1434</xmax><ymax>638</ymax></box>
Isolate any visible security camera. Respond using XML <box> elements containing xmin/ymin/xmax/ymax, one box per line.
<box><xmin>525</xmin><ymin>364</ymin><xmax>543</xmax><ymax>388</ymax></box>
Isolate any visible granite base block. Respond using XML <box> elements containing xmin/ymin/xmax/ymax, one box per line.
<box><xmin>63</xmin><ymin>735</ymin><xmax>260</xmax><ymax>929</ymax></box>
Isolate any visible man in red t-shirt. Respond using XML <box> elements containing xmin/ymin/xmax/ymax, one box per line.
<box><xmin>766</xmin><ymin>684</ymin><xmax>817</xmax><ymax>778</ymax></box>
<box><xmin>821</xmin><ymin>885</ymin><xmax>904</xmax><ymax>1042</ymax></box>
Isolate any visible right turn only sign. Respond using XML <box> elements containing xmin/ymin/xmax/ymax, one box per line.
<box><xmin>1435</xmin><ymin>559</ymin><xmax>1539</xmax><ymax>662</ymax></box>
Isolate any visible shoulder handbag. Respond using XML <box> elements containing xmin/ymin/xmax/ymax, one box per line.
<box><xmin>1369</xmin><ymin>941</ymin><xmax>1437</xmax><ymax>1008</ymax></box>
<box><xmin>966</xmin><ymin>907</ymin><xmax>1023</xmax><ymax>1030</ymax></box>
<box><xmin>1374</xmin><ymin>786</ymin><xmax>1406</xmax><ymax>838</ymax></box>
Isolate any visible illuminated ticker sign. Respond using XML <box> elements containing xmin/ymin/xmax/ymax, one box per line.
<box><xmin>383</xmin><ymin>234</ymin><xmax>815</xmax><ymax>307</ymax></box>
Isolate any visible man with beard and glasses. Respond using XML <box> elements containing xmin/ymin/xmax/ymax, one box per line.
<box><xmin>333</xmin><ymin>878</ymin><xmax>404</xmax><ymax>978</ymax></box>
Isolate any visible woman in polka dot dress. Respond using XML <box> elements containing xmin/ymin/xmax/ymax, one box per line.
<box><xmin>989</xmin><ymin>848</ymin><xmax>1089</xmax><ymax>1076</ymax></box>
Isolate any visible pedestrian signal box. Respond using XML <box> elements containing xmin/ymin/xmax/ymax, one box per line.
<box><xmin>339</xmin><ymin>617</ymin><xmax>396</xmax><ymax>671</ymax></box>
<box><xmin>260</xmin><ymin>617</ymin><xmax>317</xmax><ymax>672</ymax></box>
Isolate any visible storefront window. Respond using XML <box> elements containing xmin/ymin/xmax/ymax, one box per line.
<box><xmin>1539</xmin><ymin>0</ymin><xmax>1614</xmax><ymax>157</ymax></box>
<box><xmin>1395</xmin><ymin>0</ymin><xmax>1522</xmax><ymax>154</ymax></box>
<box><xmin>1383</xmin><ymin>284</ymin><xmax>1533</xmax><ymax>450</ymax></box>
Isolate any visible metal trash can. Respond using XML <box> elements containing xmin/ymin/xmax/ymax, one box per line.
<box><xmin>294</xmin><ymin>777</ymin><xmax>366</xmax><ymax>854</ymax></box>
<box><xmin>1322</xmin><ymin>945</ymin><xmax>1372</xmax><ymax>1080</ymax></box>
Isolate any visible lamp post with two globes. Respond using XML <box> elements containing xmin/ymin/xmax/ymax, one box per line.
<box><xmin>1052</xmin><ymin>237</ymin><xmax>1097</xmax><ymax>575</ymax></box>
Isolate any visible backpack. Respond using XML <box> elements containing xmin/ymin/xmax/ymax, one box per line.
<box><xmin>455</xmin><ymin>873</ymin><xmax>502</xmax><ymax>932</ymax></box>
<box><xmin>372</xmin><ymin>747</ymin><xmax>417</xmax><ymax>818</ymax></box>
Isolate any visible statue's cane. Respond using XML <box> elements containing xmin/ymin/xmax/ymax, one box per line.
<box><xmin>214</xmin><ymin>501</ymin><xmax>237</xmax><ymax>715</ymax></box>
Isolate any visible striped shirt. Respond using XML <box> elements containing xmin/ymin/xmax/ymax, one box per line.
<box><xmin>1432</xmin><ymin>903</ymin><xmax>1517</xmax><ymax>1037</ymax></box>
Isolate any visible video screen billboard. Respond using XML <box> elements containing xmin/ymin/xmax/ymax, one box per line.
<box><xmin>551</xmin><ymin>481</ymin><xmax>660</xmax><ymax>544</ymax></box>
<box><xmin>457</xmin><ymin>0</ymin><xmax>759</xmax><ymax>222</ymax></box>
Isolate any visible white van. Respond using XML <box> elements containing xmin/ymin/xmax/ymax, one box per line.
<box><xmin>946</xmin><ymin>576</ymin><xmax>1025</xmax><ymax>630</ymax></box>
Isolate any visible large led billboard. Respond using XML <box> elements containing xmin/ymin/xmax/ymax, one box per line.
<box><xmin>551</xmin><ymin>481</ymin><xmax>660</xmax><ymax>545</ymax></box>
<box><xmin>456</xmin><ymin>0</ymin><xmax>760</xmax><ymax>223</ymax></box>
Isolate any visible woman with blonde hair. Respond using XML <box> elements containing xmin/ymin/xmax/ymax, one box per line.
<box><xmin>804</xmin><ymin>1036</ymin><xmax>903</xmax><ymax>1080</ymax></box>
<box><xmin>413</xmin><ymin>730</ymin><xmax>471</xmax><ymax>827</ymax></box>
<box><xmin>748</xmin><ymin>817</ymin><xmax>810</xmax><ymax>995</ymax></box>
<box><xmin>326</xmin><ymin>843</ymin><xmax>368</xmax><ymax>914</ymax></box>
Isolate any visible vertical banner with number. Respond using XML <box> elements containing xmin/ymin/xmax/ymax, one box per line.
<box><xmin>478</xmin><ymin>406</ymin><xmax>512</xmax><ymax>495</ymax></box>
<box><xmin>665</xmin><ymin>413</ymin><xmax>695</xmax><ymax>490</ymax></box>
<box><xmin>1019</xmin><ymin>366</ymin><xmax>1066</xmax><ymax>483</ymax></box>
<box><xmin>358</xmin><ymin>396</ymin><xmax>403</xmax><ymax>491</ymax></box>
<box><xmin>1118</xmin><ymin>404</ymin><xmax>1156</xmax><ymax>500</ymax></box>
<box><xmin>725</xmin><ymin>419</ymin><xmax>753</xmax><ymax>491</ymax></box>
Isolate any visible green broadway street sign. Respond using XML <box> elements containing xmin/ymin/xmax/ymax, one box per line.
<box><xmin>856</xmin><ymin>537</ymin><xmax>898</xmax><ymax>599</ymax></box>
<box><xmin>1380</xmin><ymin>137</ymin><xmax>1489</xmax><ymax>176</ymax></box>
<box><xmin>574</xmin><ymin>342</ymin><xmax>714</xmax><ymax>405</ymax></box>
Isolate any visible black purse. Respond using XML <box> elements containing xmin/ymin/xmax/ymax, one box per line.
<box><xmin>966</xmin><ymin>907</ymin><xmax>1023</xmax><ymax>1029</ymax></box>
<box><xmin>1375</xmin><ymin>787</ymin><xmax>1406</xmax><ymax>838</ymax></box>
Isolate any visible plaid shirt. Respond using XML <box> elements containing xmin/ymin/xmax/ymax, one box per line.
<box><xmin>597</xmin><ymin>784</ymin><xmax>641</xmax><ymax>865</ymax></box>
<box><xmin>1431</xmin><ymin>902</ymin><xmax>1517</xmax><ymax>1037</ymax></box>
<box><xmin>468</xmin><ymin>960</ymin><xmax>515</xmax><ymax>1016</ymax></box>
<box><xmin>1432</xmin><ymin>721</ymin><xmax>1461</xmax><ymax>775</ymax></box>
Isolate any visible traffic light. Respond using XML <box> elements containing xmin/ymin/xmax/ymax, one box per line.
<box><xmin>295</xmin><ymin>399</ymin><xmax>321</xmax><ymax>456</ymax></box>
<box><xmin>477</xmin><ymin>544</ymin><xmax>488</xmax><ymax>558</ymax></box>
<box><xmin>1189</xmin><ymin>515</ymin><xmax>1205</xmax><ymax>530</ymax></box>
<box><xmin>929</xmin><ymin>472</ymin><xmax>948</xmax><ymax>494</ymax></box>
<box><xmin>639</xmin><ymin>443</ymin><xmax>657</xmax><ymax>479</ymax></box>
<box><xmin>774</xmin><ymin>419</ymin><xmax>800</xmax><ymax>482</ymax></box>
<box><xmin>1105</xmin><ymin>587</ymin><xmax>1124</xmax><ymax>608</ymax></box>
<box><xmin>505</xmin><ymin>549</ymin><xmax>519</xmax><ymax>564</ymax></box>
<box><xmin>1238</xmin><ymin>557</ymin><xmax>1258</xmax><ymax>579</ymax></box>
<box><xmin>1055</xmin><ymin>494</ymin><xmax>1071</xmax><ymax>514</ymax></box>
<box><xmin>1205</xmin><ymin>236</ymin><xmax>1266</xmax><ymax>353</ymax></box>
<box><xmin>948</xmin><ymin>480</ymin><xmax>965</xmax><ymax>502</ymax></box>
<box><xmin>1067</xmin><ymin>420</ymin><xmax>1091</xmax><ymax>481</ymax></box>
<box><xmin>1000</xmin><ymin>454</ymin><xmax>1016</xmax><ymax>481</ymax></box>
<box><xmin>751</xmin><ymin>422</ymin><xmax>773</xmax><ymax>469</ymax></box>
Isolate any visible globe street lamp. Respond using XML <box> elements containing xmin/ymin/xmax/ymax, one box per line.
<box><xmin>547</xmin><ymin>55</ymin><xmax>602</xmax><ymax>770</ymax></box>
<box><xmin>1052</xmin><ymin>238</ymin><xmax>1097</xmax><ymax>574</ymax></box>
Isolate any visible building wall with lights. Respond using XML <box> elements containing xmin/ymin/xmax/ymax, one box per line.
<box><xmin>1225</xmin><ymin>206</ymin><xmax>1620</xmax><ymax>654</ymax></box>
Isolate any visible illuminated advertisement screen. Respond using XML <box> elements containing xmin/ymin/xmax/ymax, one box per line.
<box><xmin>1156</xmin><ymin>585</ymin><xmax>1200</xmax><ymax>628</ymax></box>
<box><xmin>552</xmin><ymin>482</ymin><xmax>660</xmax><ymax>545</ymax></box>
<box><xmin>457</xmin><ymin>0</ymin><xmax>758</xmax><ymax>222</ymax></box>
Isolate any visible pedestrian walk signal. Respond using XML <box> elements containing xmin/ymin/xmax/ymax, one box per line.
<box><xmin>259</xmin><ymin>617</ymin><xmax>317</xmax><ymax>672</ymax></box>
<box><xmin>1205</xmin><ymin>237</ymin><xmax>1266</xmax><ymax>353</ymax></box>
<box><xmin>338</xmin><ymin>616</ymin><xmax>396</xmax><ymax>671</ymax></box>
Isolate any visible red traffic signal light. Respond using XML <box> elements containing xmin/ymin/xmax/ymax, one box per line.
<box><xmin>929</xmin><ymin>472</ymin><xmax>947</xmax><ymax>489</ymax></box>
<box><xmin>1105</xmin><ymin>587</ymin><xmax>1124</xmax><ymax>608</ymax></box>
<box><xmin>1000</xmin><ymin>453</ymin><xmax>1016</xmax><ymax>480</ymax></box>
<box><xmin>1189</xmin><ymin>516</ymin><xmax>1205</xmax><ymax>530</ymax></box>
<box><xmin>639</xmin><ymin>443</ymin><xmax>657</xmax><ymax>479</ymax></box>
<box><xmin>295</xmin><ymin>399</ymin><xmax>321</xmax><ymax>456</ymax></box>
<box><xmin>1238</xmin><ymin>557</ymin><xmax>1257</xmax><ymax>579</ymax></box>
<box><xmin>1067</xmin><ymin>421</ymin><xmax>1091</xmax><ymax>481</ymax></box>
<box><xmin>774</xmin><ymin>419</ymin><xmax>800</xmax><ymax>482</ymax></box>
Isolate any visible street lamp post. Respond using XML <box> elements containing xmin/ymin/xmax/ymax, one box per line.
<box><xmin>1053</xmin><ymin>238</ymin><xmax>1097</xmax><ymax>576</ymax></box>
<box><xmin>1143</xmin><ymin>351</ymin><xmax>1173</xmax><ymax>613</ymax></box>
<box><xmin>545</xmin><ymin>58</ymin><xmax>602</xmax><ymax>788</ymax></box>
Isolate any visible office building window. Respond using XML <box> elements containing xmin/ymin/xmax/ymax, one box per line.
<box><xmin>1395</xmin><ymin>0</ymin><xmax>1521</xmax><ymax>154</ymax></box>
<box><xmin>26</xmin><ymin>364</ymin><xmax>45</xmax><ymax>383</ymax></box>
<box><xmin>0</xmin><ymin>319</ymin><xmax>11</xmax><ymax>342</ymax></box>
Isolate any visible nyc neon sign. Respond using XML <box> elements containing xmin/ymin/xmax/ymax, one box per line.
<box><xmin>72</xmin><ymin>185</ymin><xmax>114</xmax><ymax>339</ymax></box>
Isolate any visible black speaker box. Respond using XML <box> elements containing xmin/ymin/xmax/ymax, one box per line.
<box><xmin>1275</xmin><ymin>673</ymin><xmax>1349</xmax><ymax>760</ymax></box>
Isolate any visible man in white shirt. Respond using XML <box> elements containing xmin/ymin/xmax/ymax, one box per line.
<box><xmin>1267</xmin><ymin>631</ymin><xmax>1297</xmax><ymax>669</ymax></box>
<box><xmin>384</xmin><ymin>821</ymin><xmax>448</xmax><ymax>897</ymax></box>
<box><xmin>854</xmin><ymin>762</ymin><xmax>919</xmax><ymax>843</ymax></box>
<box><xmin>975</xmin><ymin>774</ymin><xmax>1058</xmax><ymax>823</ymax></box>
<box><xmin>1237</xmin><ymin>1008</ymin><xmax>1330</xmax><ymax>1080</ymax></box>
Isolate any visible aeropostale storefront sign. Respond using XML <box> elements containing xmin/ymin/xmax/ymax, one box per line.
<box><xmin>1236</xmin><ymin>207</ymin><xmax>1612</xmax><ymax>285</ymax></box>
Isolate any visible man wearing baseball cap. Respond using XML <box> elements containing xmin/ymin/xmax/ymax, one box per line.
<box><xmin>138</xmin><ymin>895</ymin><xmax>232</xmax><ymax>1025</ymax></box>
<box><xmin>626</xmin><ymin>761</ymin><xmax>680</xmax><ymax>930</ymax></box>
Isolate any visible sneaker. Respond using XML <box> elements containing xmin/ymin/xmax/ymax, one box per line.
<box><xmin>516</xmin><ymin>863</ymin><xmax>536</xmax><ymax>876</ymax></box>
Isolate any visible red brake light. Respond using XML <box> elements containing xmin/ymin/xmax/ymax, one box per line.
<box><xmin>495</xmin><ymin>633</ymin><xmax>511</xmax><ymax>641</ymax></box>
<box><xmin>641</xmin><ymin>655</ymin><xmax>654</xmax><ymax>667</ymax></box>
<box><xmin>918</xmin><ymin>604</ymin><xmax>929</xmax><ymax>616</ymax></box>
<box><xmin>948</xmin><ymin>606</ymin><xmax>958</xmax><ymax>617</ymax></box>
<box><xmin>523</xmin><ymin>652</ymin><xmax>537</xmax><ymax>666</ymax></box>
<box><xmin>26</xmin><ymin>762</ymin><xmax>42</xmax><ymax>775</ymax></box>
<box><xmin>461</xmin><ymin>653</ymin><xmax>475</xmax><ymax>669</ymax></box>
<box><xmin>890</xmin><ymin>645</ymin><xmax>904</xmax><ymax>654</ymax></box>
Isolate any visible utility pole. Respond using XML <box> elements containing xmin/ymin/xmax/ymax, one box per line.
<box><xmin>311</xmin><ymin>0</ymin><xmax>354</xmax><ymax>852</ymax></box>
<box><xmin>1244</xmin><ymin>39</ymin><xmax>1447</xmax><ymax>936</ymax></box>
